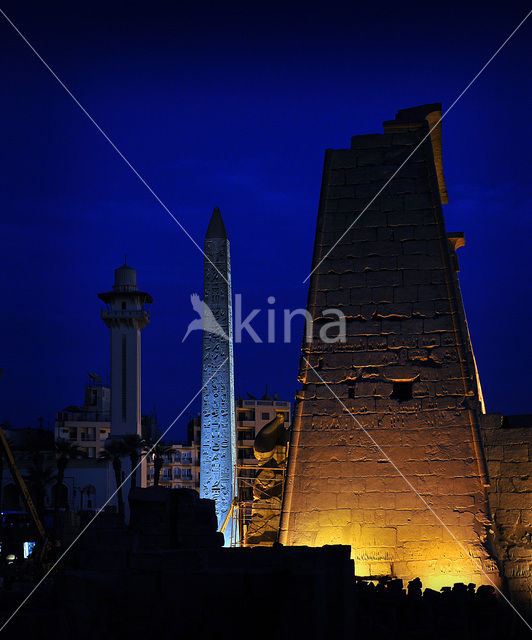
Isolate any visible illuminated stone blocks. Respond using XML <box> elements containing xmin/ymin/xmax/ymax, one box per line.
<box><xmin>481</xmin><ymin>413</ymin><xmax>532</xmax><ymax>615</ymax></box>
<box><xmin>280</xmin><ymin>105</ymin><xmax>499</xmax><ymax>590</ymax></box>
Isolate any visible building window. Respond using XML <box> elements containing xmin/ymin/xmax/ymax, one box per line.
<box><xmin>261</xmin><ymin>412</ymin><xmax>269</xmax><ymax>420</ymax></box>
<box><xmin>391</xmin><ymin>380</ymin><xmax>413</xmax><ymax>402</ymax></box>
<box><xmin>237</xmin><ymin>410</ymin><xmax>255</xmax><ymax>422</ymax></box>
<box><xmin>121</xmin><ymin>334</ymin><xmax>127</xmax><ymax>421</ymax></box>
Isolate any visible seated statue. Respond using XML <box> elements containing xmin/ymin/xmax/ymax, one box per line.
<box><xmin>245</xmin><ymin>412</ymin><xmax>289</xmax><ymax>546</ymax></box>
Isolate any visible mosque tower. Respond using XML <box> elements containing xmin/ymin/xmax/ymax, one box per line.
<box><xmin>98</xmin><ymin>262</ymin><xmax>152</xmax><ymax>442</ymax></box>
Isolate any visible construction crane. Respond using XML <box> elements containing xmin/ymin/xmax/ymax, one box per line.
<box><xmin>0</xmin><ymin>424</ymin><xmax>50</xmax><ymax>567</ymax></box>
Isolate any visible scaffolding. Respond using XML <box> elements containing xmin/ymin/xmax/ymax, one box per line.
<box><xmin>232</xmin><ymin>461</ymin><xmax>286</xmax><ymax>546</ymax></box>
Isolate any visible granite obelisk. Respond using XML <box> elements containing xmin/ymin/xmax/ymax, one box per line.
<box><xmin>200</xmin><ymin>207</ymin><xmax>237</xmax><ymax>544</ymax></box>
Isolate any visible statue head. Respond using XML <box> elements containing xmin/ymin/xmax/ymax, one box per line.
<box><xmin>253</xmin><ymin>412</ymin><xmax>289</xmax><ymax>466</ymax></box>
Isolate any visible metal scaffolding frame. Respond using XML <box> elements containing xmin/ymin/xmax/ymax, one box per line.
<box><xmin>232</xmin><ymin>461</ymin><xmax>286</xmax><ymax>546</ymax></box>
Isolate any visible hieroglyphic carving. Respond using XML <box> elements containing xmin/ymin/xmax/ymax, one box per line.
<box><xmin>200</xmin><ymin>234</ymin><xmax>236</xmax><ymax>534</ymax></box>
<box><xmin>280</xmin><ymin>107</ymin><xmax>500</xmax><ymax>590</ymax></box>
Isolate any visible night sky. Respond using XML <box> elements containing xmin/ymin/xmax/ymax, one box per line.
<box><xmin>1</xmin><ymin>1</ymin><xmax>530</xmax><ymax>439</ymax></box>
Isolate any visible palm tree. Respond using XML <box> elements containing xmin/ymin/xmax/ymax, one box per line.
<box><xmin>53</xmin><ymin>439</ymin><xmax>87</xmax><ymax>539</ymax></box>
<box><xmin>0</xmin><ymin>422</ymin><xmax>12</xmax><ymax>512</ymax></box>
<box><xmin>54</xmin><ymin>438</ymin><xmax>87</xmax><ymax>492</ymax></box>
<box><xmin>25</xmin><ymin>452</ymin><xmax>56</xmax><ymax>520</ymax></box>
<box><xmin>122</xmin><ymin>434</ymin><xmax>145</xmax><ymax>489</ymax></box>
<box><xmin>0</xmin><ymin>447</ymin><xmax>3</xmax><ymax>512</ymax></box>
<box><xmin>99</xmin><ymin>439</ymin><xmax>128</xmax><ymax>517</ymax></box>
<box><xmin>146</xmin><ymin>442</ymin><xmax>173</xmax><ymax>487</ymax></box>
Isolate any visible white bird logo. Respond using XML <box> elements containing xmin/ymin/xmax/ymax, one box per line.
<box><xmin>182</xmin><ymin>293</ymin><xmax>228</xmax><ymax>342</ymax></box>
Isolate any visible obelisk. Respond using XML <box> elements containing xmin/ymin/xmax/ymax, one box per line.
<box><xmin>200</xmin><ymin>207</ymin><xmax>237</xmax><ymax>545</ymax></box>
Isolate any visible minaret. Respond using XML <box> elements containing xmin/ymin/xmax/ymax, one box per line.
<box><xmin>200</xmin><ymin>207</ymin><xmax>237</xmax><ymax>543</ymax></box>
<box><xmin>98</xmin><ymin>262</ymin><xmax>152</xmax><ymax>440</ymax></box>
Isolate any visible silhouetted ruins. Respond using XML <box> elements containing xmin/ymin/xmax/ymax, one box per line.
<box><xmin>0</xmin><ymin>486</ymin><xmax>528</xmax><ymax>640</ymax></box>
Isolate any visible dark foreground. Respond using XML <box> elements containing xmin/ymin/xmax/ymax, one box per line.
<box><xmin>0</xmin><ymin>488</ymin><xmax>529</xmax><ymax>640</ymax></box>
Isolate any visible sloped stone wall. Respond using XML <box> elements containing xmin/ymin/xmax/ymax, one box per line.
<box><xmin>481</xmin><ymin>413</ymin><xmax>532</xmax><ymax>616</ymax></box>
<box><xmin>280</xmin><ymin>105</ymin><xmax>499</xmax><ymax>590</ymax></box>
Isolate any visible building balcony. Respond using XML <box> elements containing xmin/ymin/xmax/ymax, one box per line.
<box><xmin>237</xmin><ymin>420</ymin><xmax>255</xmax><ymax>428</ymax></box>
<box><xmin>101</xmin><ymin>308</ymin><xmax>149</xmax><ymax>320</ymax></box>
<box><xmin>101</xmin><ymin>308</ymin><xmax>150</xmax><ymax>329</ymax></box>
<box><xmin>57</xmin><ymin>414</ymin><xmax>110</xmax><ymax>423</ymax></box>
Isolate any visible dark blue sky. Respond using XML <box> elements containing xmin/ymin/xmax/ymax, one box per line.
<box><xmin>1</xmin><ymin>1</ymin><xmax>530</xmax><ymax>438</ymax></box>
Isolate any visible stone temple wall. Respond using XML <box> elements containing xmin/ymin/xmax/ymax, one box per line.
<box><xmin>481</xmin><ymin>413</ymin><xmax>532</xmax><ymax>615</ymax></box>
<box><xmin>279</xmin><ymin>105</ymin><xmax>500</xmax><ymax>591</ymax></box>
